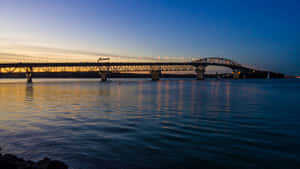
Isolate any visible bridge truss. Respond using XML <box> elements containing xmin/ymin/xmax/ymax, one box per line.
<box><xmin>0</xmin><ymin>57</ymin><xmax>283</xmax><ymax>82</ymax></box>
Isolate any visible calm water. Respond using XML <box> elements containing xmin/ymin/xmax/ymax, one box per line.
<box><xmin>0</xmin><ymin>78</ymin><xmax>299</xmax><ymax>169</ymax></box>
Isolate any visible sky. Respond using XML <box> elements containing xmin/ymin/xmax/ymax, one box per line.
<box><xmin>0</xmin><ymin>0</ymin><xmax>299</xmax><ymax>75</ymax></box>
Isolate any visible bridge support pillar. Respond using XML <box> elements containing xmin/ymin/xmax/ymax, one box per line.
<box><xmin>195</xmin><ymin>66</ymin><xmax>206</xmax><ymax>80</ymax></box>
<box><xmin>150</xmin><ymin>70</ymin><xmax>161</xmax><ymax>81</ymax></box>
<box><xmin>232</xmin><ymin>70</ymin><xmax>240</xmax><ymax>80</ymax></box>
<box><xmin>25</xmin><ymin>67</ymin><xmax>33</xmax><ymax>83</ymax></box>
<box><xmin>99</xmin><ymin>71</ymin><xmax>109</xmax><ymax>82</ymax></box>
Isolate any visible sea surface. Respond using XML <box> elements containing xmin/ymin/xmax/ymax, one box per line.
<box><xmin>0</xmin><ymin>78</ymin><xmax>299</xmax><ymax>169</ymax></box>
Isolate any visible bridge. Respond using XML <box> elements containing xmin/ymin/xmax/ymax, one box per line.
<box><xmin>0</xmin><ymin>57</ymin><xmax>284</xmax><ymax>83</ymax></box>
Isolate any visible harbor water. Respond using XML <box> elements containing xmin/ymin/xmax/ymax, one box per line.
<box><xmin>0</xmin><ymin>78</ymin><xmax>299</xmax><ymax>169</ymax></box>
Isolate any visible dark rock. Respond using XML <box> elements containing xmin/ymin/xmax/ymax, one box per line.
<box><xmin>0</xmin><ymin>151</ymin><xmax>68</xmax><ymax>169</ymax></box>
<box><xmin>35</xmin><ymin>157</ymin><xmax>68</xmax><ymax>169</ymax></box>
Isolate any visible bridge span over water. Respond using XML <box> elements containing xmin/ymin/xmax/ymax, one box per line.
<box><xmin>0</xmin><ymin>57</ymin><xmax>283</xmax><ymax>83</ymax></box>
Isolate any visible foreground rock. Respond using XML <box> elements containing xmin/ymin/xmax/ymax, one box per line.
<box><xmin>0</xmin><ymin>152</ymin><xmax>68</xmax><ymax>169</ymax></box>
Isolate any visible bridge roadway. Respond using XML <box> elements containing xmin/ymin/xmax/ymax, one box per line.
<box><xmin>0</xmin><ymin>57</ymin><xmax>282</xmax><ymax>83</ymax></box>
<box><xmin>0</xmin><ymin>62</ymin><xmax>251</xmax><ymax>70</ymax></box>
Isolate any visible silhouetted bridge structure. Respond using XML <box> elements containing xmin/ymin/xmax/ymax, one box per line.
<box><xmin>0</xmin><ymin>57</ymin><xmax>284</xmax><ymax>83</ymax></box>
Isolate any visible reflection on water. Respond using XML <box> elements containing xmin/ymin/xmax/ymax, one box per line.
<box><xmin>25</xmin><ymin>84</ymin><xmax>34</xmax><ymax>103</ymax></box>
<box><xmin>0</xmin><ymin>78</ymin><xmax>300</xmax><ymax>169</ymax></box>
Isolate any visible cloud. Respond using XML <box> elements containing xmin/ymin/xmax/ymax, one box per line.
<box><xmin>0</xmin><ymin>44</ymin><xmax>171</xmax><ymax>62</ymax></box>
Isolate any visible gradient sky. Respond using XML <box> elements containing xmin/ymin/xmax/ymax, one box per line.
<box><xmin>0</xmin><ymin>0</ymin><xmax>299</xmax><ymax>74</ymax></box>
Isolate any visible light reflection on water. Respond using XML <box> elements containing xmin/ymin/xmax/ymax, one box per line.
<box><xmin>0</xmin><ymin>78</ymin><xmax>300</xmax><ymax>169</ymax></box>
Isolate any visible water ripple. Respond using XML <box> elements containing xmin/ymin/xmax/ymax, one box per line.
<box><xmin>0</xmin><ymin>79</ymin><xmax>300</xmax><ymax>169</ymax></box>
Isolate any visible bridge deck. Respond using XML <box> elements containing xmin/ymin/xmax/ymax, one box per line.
<box><xmin>0</xmin><ymin>62</ymin><xmax>193</xmax><ymax>67</ymax></box>
<box><xmin>0</xmin><ymin>62</ymin><xmax>251</xmax><ymax>71</ymax></box>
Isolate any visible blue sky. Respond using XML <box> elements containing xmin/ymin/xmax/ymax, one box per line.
<box><xmin>0</xmin><ymin>0</ymin><xmax>299</xmax><ymax>74</ymax></box>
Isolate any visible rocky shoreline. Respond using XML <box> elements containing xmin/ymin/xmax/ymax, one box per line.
<box><xmin>0</xmin><ymin>149</ymin><xmax>68</xmax><ymax>169</ymax></box>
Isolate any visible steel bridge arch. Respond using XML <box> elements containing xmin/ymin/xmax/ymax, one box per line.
<box><xmin>192</xmin><ymin>57</ymin><xmax>252</xmax><ymax>72</ymax></box>
<box><xmin>193</xmin><ymin>57</ymin><xmax>240</xmax><ymax>66</ymax></box>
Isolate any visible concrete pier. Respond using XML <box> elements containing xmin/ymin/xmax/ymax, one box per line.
<box><xmin>195</xmin><ymin>66</ymin><xmax>206</xmax><ymax>80</ymax></box>
<box><xmin>150</xmin><ymin>70</ymin><xmax>161</xmax><ymax>81</ymax></box>
<box><xmin>232</xmin><ymin>70</ymin><xmax>240</xmax><ymax>80</ymax></box>
<box><xmin>25</xmin><ymin>67</ymin><xmax>33</xmax><ymax>83</ymax></box>
<box><xmin>99</xmin><ymin>71</ymin><xmax>109</xmax><ymax>82</ymax></box>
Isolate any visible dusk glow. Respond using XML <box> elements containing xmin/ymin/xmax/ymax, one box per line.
<box><xmin>1</xmin><ymin>0</ymin><xmax>299</xmax><ymax>74</ymax></box>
